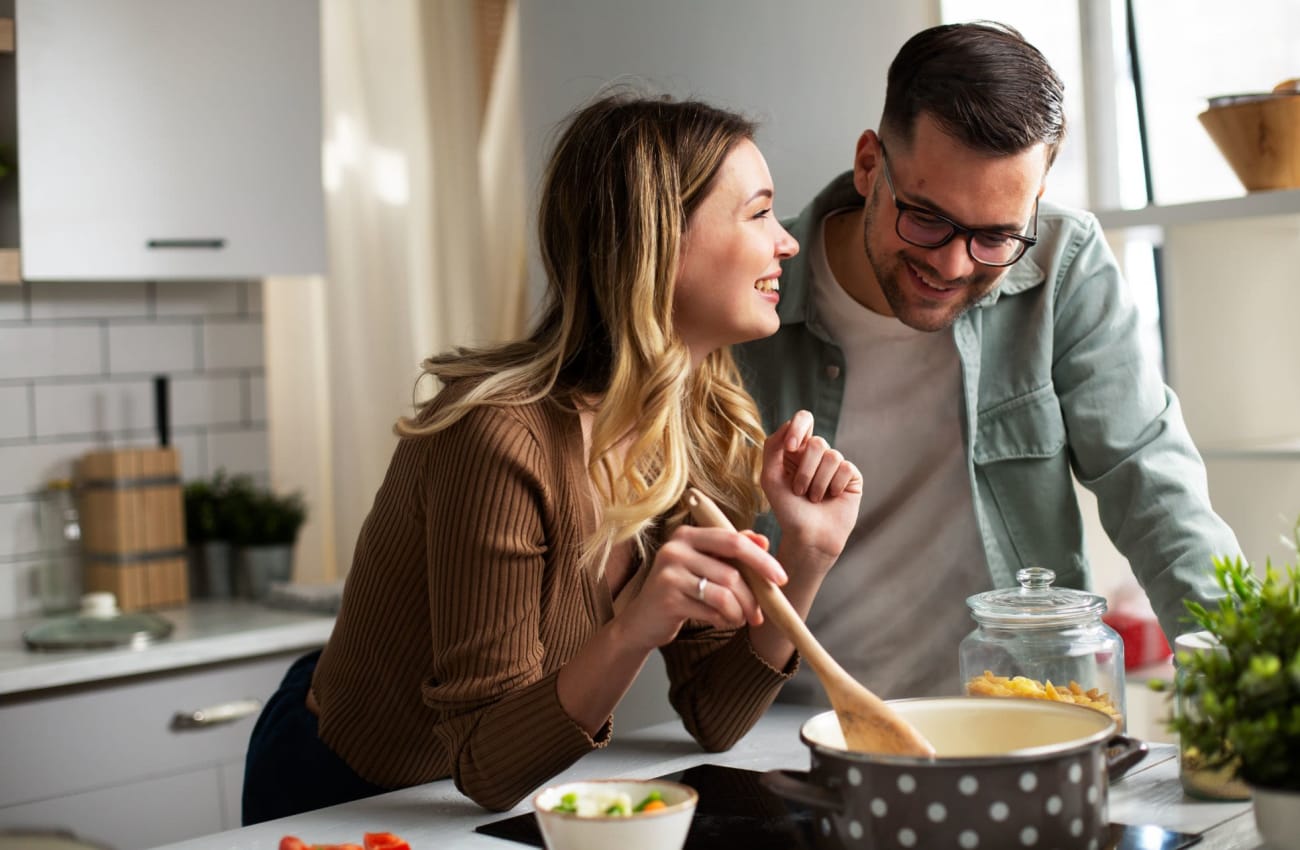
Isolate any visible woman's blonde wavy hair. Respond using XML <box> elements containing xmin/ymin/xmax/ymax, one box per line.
<box><xmin>396</xmin><ymin>90</ymin><xmax>768</xmax><ymax>566</ymax></box>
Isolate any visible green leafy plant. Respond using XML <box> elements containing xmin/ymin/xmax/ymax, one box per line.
<box><xmin>183</xmin><ymin>471</ymin><xmax>307</xmax><ymax>547</ymax></box>
<box><xmin>1171</xmin><ymin>523</ymin><xmax>1300</xmax><ymax>791</ymax></box>
<box><xmin>183</xmin><ymin>470</ymin><xmax>231</xmax><ymax>544</ymax></box>
<box><xmin>221</xmin><ymin>474</ymin><xmax>308</xmax><ymax>547</ymax></box>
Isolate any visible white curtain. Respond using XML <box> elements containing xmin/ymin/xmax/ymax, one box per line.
<box><xmin>265</xmin><ymin>0</ymin><xmax>526</xmax><ymax>583</ymax></box>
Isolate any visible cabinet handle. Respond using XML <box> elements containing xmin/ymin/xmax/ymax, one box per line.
<box><xmin>170</xmin><ymin>698</ymin><xmax>262</xmax><ymax>730</ymax></box>
<box><xmin>146</xmin><ymin>238</ymin><xmax>227</xmax><ymax>250</ymax></box>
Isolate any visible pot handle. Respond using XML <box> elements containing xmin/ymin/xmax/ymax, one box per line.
<box><xmin>760</xmin><ymin>769</ymin><xmax>845</xmax><ymax>814</ymax></box>
<box><xmin>1105</xmin><ymin>734</ymin><xmax>1149</xmax><ymax>781</ymax></box>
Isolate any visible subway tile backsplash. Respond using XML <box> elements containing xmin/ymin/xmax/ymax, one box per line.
<box><xmin>0</xmin><ymin>279</ymin><xmax>269</xmax><ymax>618</ymax></box>
<box><xmin>0</xmin><ymin>385</ymin><xmax>29</xmax><ymax>440</ymax></box>
<box><xmin>0</xmin><ymin>288</ymin><xmax>22</xmax><ymax>322</ymax></box>
<box><xmin>107</xmin><ymin>321</ymin><xmax>201</xmax><ymax>373</ymax></box>
<box><xmin>0</xmin><ymin>323</ymin><xmax>104</xmax><ymax>380</ymax></box>
<box><xmin>203</xmin><ymin>320</ymin><xmax>265</xmax><ymax>371</ymax></box>
<box><xmin>28</xmin><ymin>280</ymin><xmax>150</xmax><ymax>321</ymax></box>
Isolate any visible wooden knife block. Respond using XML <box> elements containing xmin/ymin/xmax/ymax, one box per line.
<box><xmin>77</xmin><ymin>447</ymin><xmax>189</xmax><ymax>611</ymax></box>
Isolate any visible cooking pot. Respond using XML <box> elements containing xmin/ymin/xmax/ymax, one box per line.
<box><xmin>762</xmin><ymin>697</ymin><xmax>1147</xmax><ymax>850</ymax></box>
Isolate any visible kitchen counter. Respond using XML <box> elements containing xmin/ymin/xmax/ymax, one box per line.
<box><xmin>0</xmin><ymin>600</ymin><xmax>335</xmax><ymax>697</ymax></box>
<box><xmin>146</xmin><ymin>703</ymin><xmax>1262</xmax><ymax>850</ymax></box>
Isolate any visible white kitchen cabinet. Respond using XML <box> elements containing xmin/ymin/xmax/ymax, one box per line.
<box><xmin>0</xmin><ymin>649</ymin><xmax>303</xmax><ymax>850</ymax></box>
<box><xmin>14</xmin><ymin>0</ymin><xmax>325</xmax><ymax>281</ymax></box>
<box><xmin>1097</xmin><ymin>190</ymin><xmax>1300</xmax><ymax>567</ymax></box>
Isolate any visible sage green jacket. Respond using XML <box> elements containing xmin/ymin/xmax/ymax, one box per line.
<box><xmin>734</xmin><ymin>172</ymin><xmax>1240</xmax><ymax>642</ymax></box>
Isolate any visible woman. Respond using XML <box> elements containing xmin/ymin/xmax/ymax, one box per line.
<box><xmin>242</xmin><ymin>91</ymin><xmax>862</xmax><ymax>821</ymax></box>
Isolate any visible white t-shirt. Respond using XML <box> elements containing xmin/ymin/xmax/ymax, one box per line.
<box><xmin>780</xmin><ymin>212</ymin><xmax>991</xmax><ymax>704</ymax></box>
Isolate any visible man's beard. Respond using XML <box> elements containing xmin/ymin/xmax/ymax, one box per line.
<box><xmin>862</xmin><ymin>187</ymin><xmax>1003</xmax><ymax>333</ymax></box>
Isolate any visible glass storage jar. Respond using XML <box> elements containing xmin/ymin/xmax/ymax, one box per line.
<box><xmin>36</xmin><ymin>478</ymin><xmax>83</xmax><ymax>614</ymax></box>
<box><xmin>1173</xmin><ymin>630</ymin><xmax>1251</xmax><ymax>800</ymax></box>
<box><xmin>959</xmin><ymin>566</ymin><xmax>1127</xmax><ymax>730</ymax></box>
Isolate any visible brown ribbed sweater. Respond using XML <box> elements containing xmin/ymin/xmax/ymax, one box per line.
<box><xmin>311</xmin><ymin>392</ymin><xmax>794</xmax><ymax>811</ymax></box>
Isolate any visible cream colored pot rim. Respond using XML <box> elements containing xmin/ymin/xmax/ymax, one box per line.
<box><xmin>800</xmin><ymin>696</ymin><xmax>1118</xmax><ymax>766</ymax></box>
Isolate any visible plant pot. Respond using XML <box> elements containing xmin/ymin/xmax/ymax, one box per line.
<box><xmin>187</xmin><ymin>540</ymin><xmax>233</xmax><ymax>599</ymax></box>
<box><xmin>1252</xmin><ymin>785</ymin><xmax>1300</xmax><ymax>849</ymax></box>
<box><xmin>234</xmin><ymin>544</ymin><xmax>294</xmax><ymax>600</ymax></box>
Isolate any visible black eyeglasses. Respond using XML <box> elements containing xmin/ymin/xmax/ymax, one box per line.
<box><xmin>878</xmin><ymin>144</ymin><xmax>1038</xmax><ymax>268</ymax></box>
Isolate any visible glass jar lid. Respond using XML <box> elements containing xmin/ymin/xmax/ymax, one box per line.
<box><xmin>23</xmin><ymin>592</ymin><xmax>173</xmax><ymax>651</ymax></box>
<box><xmin>966</xmin><ymin>567</ymin><xmax>1108</xmax><ymax>628</ymax></box>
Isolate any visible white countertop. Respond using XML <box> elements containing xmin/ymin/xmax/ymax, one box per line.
<box><xmin>145</xmin><ymin>703</ymin><xmax>1261</xmax><ymax>850</ymax></box>
<box><xmin>0</xmin><ymin>600</ymin><xmax>335</xmax><ymax>697</ymax></box>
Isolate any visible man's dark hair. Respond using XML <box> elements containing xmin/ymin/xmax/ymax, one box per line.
<box><xmin>881</xmin><ymin>22</ymin><xmax>1066</xmax><ymax>167</ymax></box>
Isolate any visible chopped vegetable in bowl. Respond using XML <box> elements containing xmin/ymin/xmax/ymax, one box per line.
<box><xmin>550</xmin><ymin>788</ymin><xmax>665</xmax><ymax>816</ymax></box>
<box><xmin>533</xmin><ymin>779</ymin><xmax>697</xmax><ymax>850</ymax></box>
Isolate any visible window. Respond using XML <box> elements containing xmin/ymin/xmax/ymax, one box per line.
<box><xmin>941</xmin><ymin>1</ymin><xmax>1299</xmax><ymax>376</ymax></box>
<box><xmin>942</xmin><ymin>0</ymin><xmax>1300</xmax><ymax>207</ymax></box>
<box><xmin>939</xmin><ymin>1</ymin><xmax>1090</xmax><ymax>210</ymax></box>
<box><xmin>1129</xmin><ymin>0</ymin><xmax>1300</xmax><ymax>205</ymax></box>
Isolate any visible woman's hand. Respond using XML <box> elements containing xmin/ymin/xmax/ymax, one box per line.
<box><xmin>614</xmin><ymin>525</ymin><xmax>786</xmax><ymax>653</ymax></box>
<box><xmin>761</xmin><ymin>409</ymin><xmax>862</xmax><ymax>566</ymax></box>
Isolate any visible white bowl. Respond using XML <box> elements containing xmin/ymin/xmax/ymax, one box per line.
<box><xmin>532</xmin><ymin>778</ymin><xmax>697</xmax><ymax>850</ymax></box>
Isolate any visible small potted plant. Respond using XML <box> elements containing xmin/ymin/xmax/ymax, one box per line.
<box><xmin>222</xmin><ymin>475</ymin><xmax>308</xmax><ymax>600</ymax></box>
<box><xmin>1171</xmin><ymin>521</ymin><xmax>1300</xmax><ymax>848</ymax></box>
<box><xmin>184</xmin><ymin>471</ymin><xmax>234</xmax><ymax>598</ymax></box>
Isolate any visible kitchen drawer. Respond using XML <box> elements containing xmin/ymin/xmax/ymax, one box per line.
<box><xmin>0</xmin><ymin>650</ymin><xmax>300</xmax><ymax>810</ymax></box>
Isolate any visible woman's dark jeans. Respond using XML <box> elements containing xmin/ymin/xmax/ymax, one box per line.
<box><xmin>241</xmin><ymin>650</ymin><xmax>389</xmax><ymax>825</ymax></box>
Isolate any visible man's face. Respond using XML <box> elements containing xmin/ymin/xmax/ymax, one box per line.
<box><xmin>855</xmin><ymin>114</ymin><xmax>1048</xmax><ymax>332</ymax></box>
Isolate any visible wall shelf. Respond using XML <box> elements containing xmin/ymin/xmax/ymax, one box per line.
<box><xmin>1201</xmin><ymin>438</ymin><xmax>1300</xmax><ymax>460</ymax></box>
<box><xmin>1097</xmin><ymin>188</ymin><xmax>1300</xmax><ymax>231</ymax></box>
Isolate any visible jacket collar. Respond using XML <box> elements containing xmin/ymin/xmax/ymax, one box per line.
<box><xmin>779</xmin><ymin>171</ymin><xmax>1046</xmax><ymax>325</ymax></box>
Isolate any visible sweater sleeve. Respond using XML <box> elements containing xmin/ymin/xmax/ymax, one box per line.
<box><xmin>418</xmin><ymin>406</ymin><xmax>606</xmax><ymax>811</ymax></box>
<box><xmin>660</xmin><ymin>622</ymin><xmax>798</xmax><ymax>751</ymax></box>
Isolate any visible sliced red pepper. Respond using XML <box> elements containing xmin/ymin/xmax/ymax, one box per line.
<box><xmin>280</xmin><ymin>838</ymin><xmax>367</xmax><ymax>850</ymax></box>
<box><xmin>363</xmin><ymin>834</ymin><xmax>411</xmax><ymax>850</ymax></box>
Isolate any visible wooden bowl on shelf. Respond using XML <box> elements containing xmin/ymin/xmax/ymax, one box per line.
<box><xmin>1198</xmin><ymin>82</ymin><xmax>1300</xmax><ymax>192</ymax></box>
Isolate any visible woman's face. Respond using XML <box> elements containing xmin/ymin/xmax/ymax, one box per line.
<box><xmin>673</xmin><ymin>139</ymin><xmax>798</xmax><ymax>365</ymax></box>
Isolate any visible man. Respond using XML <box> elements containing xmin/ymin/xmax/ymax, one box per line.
<box><xmin>735</xmin><ymin>21</ymin><xmax>1240</xmax><ymax>704</ymax></box>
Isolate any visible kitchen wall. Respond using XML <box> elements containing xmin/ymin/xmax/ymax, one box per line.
<box><xmin>0</xmin><ymin>280</ymin><xmax>269</xmax><ymax>618</ymax></box>
<box><xmin>518</xmin><ymin>0</ymin><xmax>938</xmax><ymax>305</ymax></box>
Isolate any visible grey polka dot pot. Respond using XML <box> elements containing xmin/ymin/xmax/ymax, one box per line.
<box><xmin>762</xmin><ymin>697</ymin><xmax>1147</xmax><ymax>850</ymax></box>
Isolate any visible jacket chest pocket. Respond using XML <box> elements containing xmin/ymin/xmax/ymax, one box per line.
<box><xmin>974</xmin><ymin>384</ymin><xmax>1067</xmax><ymax>464</ymax></box>
<box><xmin>972</xmin><ymin>384</ymin><xmax>1084</xmax><ymax>588</ymax></box>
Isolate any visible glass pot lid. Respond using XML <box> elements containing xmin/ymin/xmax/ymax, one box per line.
<box><xmin>23</xmin><ymin>592</ymin><xmax>173</xmax><ymax>651</ymax></box>
<box><xmin>966</xmin><ymin>567</ymin><xmax>1107</xmax><ymax>628</ymax></box>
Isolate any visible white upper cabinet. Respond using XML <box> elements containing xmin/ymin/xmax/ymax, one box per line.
<box><xmin>15</xmin><ymin>0</ymin><xmax>325</xmax><ymax>280</ymax></box>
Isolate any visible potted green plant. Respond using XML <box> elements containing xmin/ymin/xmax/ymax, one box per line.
<box><xmin>1171</xmin><ymin>522</ymin><xmax>1300</xmax><ymax>848</ymax></box>
<box><xmin>183</xmin><ymin>471</ymin><xmax>234</xmax><ymax>598</ymax></box>
<box><xmin>222</xmin><ymin>475</ymin><xmax>308</xmax><ymax>600</ymax></box>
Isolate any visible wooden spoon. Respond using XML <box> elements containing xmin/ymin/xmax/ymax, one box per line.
<box><xmin>686</xmin><ymin>487</ymin><xmax>936</xmax><ymax>758</ymax></box>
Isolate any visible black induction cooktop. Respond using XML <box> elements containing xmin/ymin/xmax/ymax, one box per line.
<box><xmin>475</xmin><ymin>764</ymin><xmax>1201</xmax><ymax>850</ymax></box>
<box><xmin>477</xmin><ymin>763</ymin><xmax>815</xmax><ymax>849</ymax></box>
